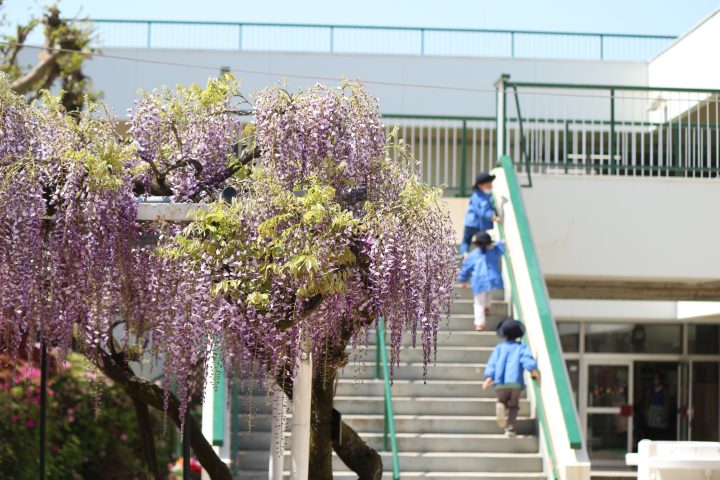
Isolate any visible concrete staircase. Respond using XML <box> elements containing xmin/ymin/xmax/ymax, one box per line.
<box><xmin>234</xmin><ymin>285</ymin><xmax>545</xmax><ymax>479</ymax></box>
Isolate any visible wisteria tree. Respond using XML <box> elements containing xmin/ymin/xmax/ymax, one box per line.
<box><xmin>0</xmin><ymin>74</ymin><xmax>455</xmax><ymax>479</ymax></box>
<box><xmin>1</xmin><ymin>2</ymin><xmax>96</xmax><ymax>111</ymax></box>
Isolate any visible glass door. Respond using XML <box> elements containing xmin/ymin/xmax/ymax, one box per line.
<box><xmin>581</xmin><ymin>360</ymin><xmax>633</xmax><ymax>464</ymax></box>
<box><xmin>688</xmin><ymin>361</ymin><xmax>720</xmax><ymax>441</ymax></box>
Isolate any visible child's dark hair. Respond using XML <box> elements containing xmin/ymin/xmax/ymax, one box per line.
<box><xmin>497</xmin><ymin>317</ymin><xmax>525</xmax><ymax>340</ymax></box>
<box><xmin>471</xmin><ymin>232</ymin><xmax>493</xmax><ymax>253</ymax></box>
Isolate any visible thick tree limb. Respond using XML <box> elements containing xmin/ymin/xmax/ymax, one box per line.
<box><xmin>276</xmin><ymin>372</ymin><xmax>383</xmax><ymax>480</ymax></box>
<box><xmin>95</xmin><ymin>348</ymin><xmax>232</xmax><ymax>480</ymax></box>
<box><xmin>333</xmin><ymin>425</ymin><xmax>383</xmax><ymax>480</ymax></box>
<box><xmin>10</xmin><ymin>50</ymin><xmax>61</xmax><ymax>94</ymax></box>
<box><xmin>272</xmin><ymin>314</ymin><xmax>383</xmax><ymax>480</ymax></box>
<box><xmin>132</xmin><ymin>397</ymin><xmax>162</xmax><ymax>479</ymax></box>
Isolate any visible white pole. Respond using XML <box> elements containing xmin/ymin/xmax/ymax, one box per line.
<box><xmin>290</xmin><ymin>336</ymin><xmax>312</xmax><ymax>480</ymax></box>
<box><xmin>268</xmin><ymin>386</ymin><xmax>287</xmax><ymax>480</ymax></box>
<box><xmin>201</xmin><ymin>353</ymin><xmax>217</xmax><ymax>480</ymax></box>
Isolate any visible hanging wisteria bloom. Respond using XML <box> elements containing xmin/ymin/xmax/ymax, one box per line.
<box><xmin>164</xmin><ymin>82</ymin><xmax>456</xmax><ymax>381</ymax></box>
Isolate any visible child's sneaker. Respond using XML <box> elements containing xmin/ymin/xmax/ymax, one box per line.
<box><xmin>495</xmin><ymin>402</ymin><xmax>507</xmax><ymax>428</ymax></box>
<box><xmin>504</xmin><ymin>426</ymin><xmax>517</xmax><ymax>437</ymax></box>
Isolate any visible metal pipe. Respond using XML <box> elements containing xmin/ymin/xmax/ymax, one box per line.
<box><xmin>376</xmin><ymin>318</ymin><xmax>400</xmax><ymax>480</ymax></box>
<box><xmin>460</xmin><ymin>120</ymin><xmax>468</xmax><ymax>196</ymax></box>
<box><xmin>495</xmin><ymin>74</ymin><xmax>510</xmax><ymax>162</ymax></box>
<box><xmin>610</xmin><ymin>88</ymin><xmax>615</xmax><ymax>175</ymax></box>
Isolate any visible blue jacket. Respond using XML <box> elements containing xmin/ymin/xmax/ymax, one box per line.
<box><xmin>463</xmin><ymin>189</ymin><xmax>495</xmax><ymax>230</ymax></box>
<box><xmin>457</xmin><ymin>241</ymin><xmax>505</xmax><ymax>294</ymax></box>
<box><xmin>484</xmin><ymin>340</ymin><xmax>538</xmax><ymax>388</ymax></box>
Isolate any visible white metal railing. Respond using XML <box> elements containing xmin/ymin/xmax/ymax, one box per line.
<box><xmin>78</xmin><ymin>19</ymin><xmax>676</xmax><ymax>61</ymax></box>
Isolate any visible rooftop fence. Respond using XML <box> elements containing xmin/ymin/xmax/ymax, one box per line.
<box><xmin>376</xmin><ymin>82</ymin><xmax>720</xmax><ymax>194</ymax></box>
<box><xmin>81</xmin><ymin>19</ymin><xmax>675</xmax><ymax>61</ymax></box>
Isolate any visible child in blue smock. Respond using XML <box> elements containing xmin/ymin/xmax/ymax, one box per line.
<box><xmin>483</xmin><ymin>318</ymin><xmax>539</xmax><ymax>437</ymax></box>
<box><xmin>460</xmin><ymin>172</ymin><xmax>500</xmax><ymax>257</ymax></box>
<box><xmin>457</xmin><ymin>232</ymin><xmax>505</xmax><ymax>331</ymax></box>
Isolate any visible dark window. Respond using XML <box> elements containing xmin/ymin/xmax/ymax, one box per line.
<box><xmin>585</xmin><ymin>323</ymin><xmax>682</xmax><ymax>354</ymax></box>
<box><xmin>558</xmin><ymin>322</ymin><xmax>580</xmax><ymax>352</ymax></box>
<box><xmin>688</xmin><ymin>324</ymin><xmax>720</xmax><ymax>355</ymax></box>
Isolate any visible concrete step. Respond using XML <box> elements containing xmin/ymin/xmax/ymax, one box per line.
<box><xmin>367</xmin><ymin>330</ymin><xmax>501</xmax><ymax>348</ymax></box>
<box><xmin>237</xmin><ymin>470</ymin><xmax>546</xmax><ymax>480</ymax></box>
<box><xmin>440</xmin><ymin>313</ymin><xmax>507</xmax><ymax>331</ymax></box>
<box><xmin>451</xmin><ymin>300</ymin><xmax>508</xmax><ymax>316</ymax></box>
<box><xmin>452</xmin><ymin>285</ymin><xmax>506</xmax><ymax>302</ymax></box>
<box><xmin>234</xmin><ymin>393</ymin><xmax>530</xmax><ymax>416</ymax></box>
<box><xmin>235</xmin><ymin>431</ymin><xmax>538</xmax><ymax>453</ymax></box>
<box><xmin>235</xmin><ymin>414</ymin><xmax>536</xmax><ymax>435</ymax></box>
<box><xmin>351</xmin><ymin>346</ymin><xmax>495</xmax><ymax>364</ymax></box>
<box><xmin>235</xmin><ymin>450</ymin><xmax>543</xmax><ymax>472</ymax></box>
<box><xmin>336</xmin><ymin>378</ymin><xmax>519</xmax><ymax>398</ymax></box>
<box><xmin>334</xmin><ymin>396</ymin><xmax>531</xmax><ymax>416</ymax></box>
<box><xmin>346</xmin><ymin>361</ymin><xmax>491</xmax><ymax>381</ymax></box>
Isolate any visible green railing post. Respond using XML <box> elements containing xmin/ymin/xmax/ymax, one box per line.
<box><xmin>330</xmin><ymin>26</ymin><xmax>335</xmax><ymax>52</ymax></box>
<box><xmin>375</xmin><ymin>328</ymin><xmax>382</xmax><ymax>380</ymax></box>
<box><xmin>383</xmin><ymin>400</ymin><xmax>389</xmax><ymax>451</ymax></box>
<box><xmin>147</xmin><ymin>21</ymin><xmax>152</xmax><ymax>48</ymax></box>
<box><xmin>375</xmin><ymin>317</ymin><xmax>400</xmax><ymax>480</ymax></box>
<box><xmin>238</xmin><ymin>24</ymin><xmax>243</xmax><ymax>50</ymax></box>
<box><xmin>420</xmin><ymin>29</ymin><xmax>425</xmax><ymax>55</ymax></box>
<box><xmin>563</xmin><ymin>120</ymin><xmax>569</xmax><ymax>174</ymax></box>
<box><xmin>511</xmin><ymin>85</ymin><xmax>532</xmax><ymax>187</ymax></box>
<box><xmin>599</xmin><ymin>34</ymin><xmax>604</xmax><ymax>60</ymax></box>
<box><xmin>609</xmin><ymin>88</ymin><xmax>615</xmax><ymax>175</ymax></box>
<box><xmin>459</xmin><ymin>120</ymin><xmax>468</xmax><ymax>196</ymax></box>
<box><xmin>511</xmin><ymin>32</ymin><xmax>515</xmax><ymax>57</ymax></box>
<box><xmin>495</xmin><ymin>74</ymin><xmax>510</xmax><ymax>162</ymax></box>
<box><xmin>212</xmin><ymin>354</ymin><xmax>226</xmax><ymax>446</ymax></box>
<box><xmin>230</xmin><ymin>380</ymin><xmax>239</xmax><ymax>478</ymax></box>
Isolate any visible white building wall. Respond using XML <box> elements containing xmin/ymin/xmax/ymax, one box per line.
<box><xmin>445</xmin><ymin>174</ymin><xmax>720</xmax><ymax>282</ymax></box>
<box><xmin>649</xmin><ymin>8</ymin><xmax>720</xmax><ymax>92</ymax></box>
<box><xmin>18</xmin><ymin>48</ymin><xmax>647</xmax><ymax>118</ymax></box>
<box><xmin>648</xmin><ymin>8</ymin><xmax>720</xmax><ymax>123</ymax></box>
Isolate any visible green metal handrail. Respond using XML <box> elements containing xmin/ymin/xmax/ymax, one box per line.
<box><xmin>374</xmin><ymin>317</ymin><xmax>401</xmax><ymax>479</ymax></box>
<box><xmin>496</xmin><ymin>155</ymin><xmax>584</xmax><ymax>450</ymax></box>
<box><xmin>497</xmin><ymin>222</ymin><xmax>559</xmax><ymax>479</ymax></box>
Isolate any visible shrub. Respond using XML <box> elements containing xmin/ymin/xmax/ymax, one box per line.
<box><xmin>0</xmin><ymin>349</ymin><xmax>174</xmax><ymax>479</ymax></box>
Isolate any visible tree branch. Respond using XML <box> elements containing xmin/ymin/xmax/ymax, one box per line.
<box><xmin>10</xmin><ymin>50</ymin><xmax>61</xmax><ymax>94</ymax></box>
<box><xmin>94</xmin><ymin>348</ymin><xmax>232</xmax><ymax>480</ymax></box>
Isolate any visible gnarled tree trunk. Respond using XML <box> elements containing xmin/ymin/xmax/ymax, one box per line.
<box><xmin>94</xmin><ymin>347</ymin><xmax>232</xmax><ymax>480</ymax></box>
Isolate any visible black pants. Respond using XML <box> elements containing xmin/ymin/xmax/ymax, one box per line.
<box><xmin>495</xmin><ymin>388</ymin><xmax>522</xmax><ymax>428</ymax></box>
